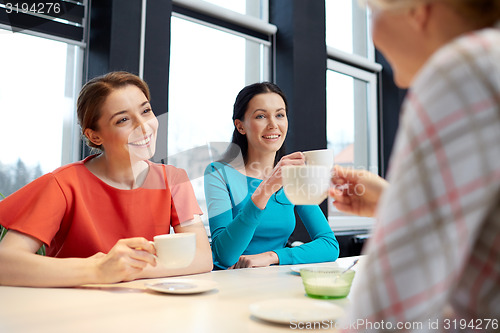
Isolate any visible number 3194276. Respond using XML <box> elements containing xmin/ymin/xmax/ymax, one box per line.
<box><xmin>443</xmin><ymin>318</ymin><xmax>498</xmax><ymax>331</ymax></box>
<box><xmin>5</xmin><ymin>2</ymin><xmax>61</xmax><ymax>15</ymax></box>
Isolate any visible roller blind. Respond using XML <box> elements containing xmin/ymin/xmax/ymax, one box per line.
<box><xmin>0</xmin><ymin>0</ymin><xmax>85</xmax><ymax>43</ymax></box>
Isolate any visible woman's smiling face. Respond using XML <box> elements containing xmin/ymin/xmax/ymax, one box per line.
<box><xmin>88</xmin><ymin>84</ymin><xmax>158</xmax><ymax>163</ymax></box>
<box><xmin>235</xmin><ymin>92</ymin><xmax>288</xmax><ymax>156</ymax></box>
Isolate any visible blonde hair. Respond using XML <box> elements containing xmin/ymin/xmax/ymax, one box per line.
<box><xmin>77</xmin><ymin>71</ymin><xmax>151</xmax><ymax>149</ymax></box>
<box><xmin>364</xmin><ymin>0</ymin><xmax>500</xmax><ymax>27</ymax></box>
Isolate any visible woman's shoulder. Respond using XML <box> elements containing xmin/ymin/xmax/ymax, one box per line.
<box><xmin>205</xmin><ymin>161</ymin><xmax>237</xmax><ymax>175</ymax></box>
<box><xmin>408</xmin><ymin>25</ymin><xmax>500</xmax><ymax>123</ymax></box>
<box><xmin>206</xmin><ymin>161</ymin><xmax>250</xmax><ymax>182</ymax></box>
<box><xmin>49</xmin><ymin>156</ymin><xmax>93</xmax><ymax>180</ymax></box>
<box><xmin>417</xmin><ymin>26</ymin><xmax>500</xmax><ymax>84</ymax></box>
<box><xmin>146</xmin><ymin>161</ymin><xmax>190</xmax><ymax>184</ymax></box>
<box><xmin>206</xmin><ymin>161</ymin><xmax>229</xmax><ymax>170</ymax></box>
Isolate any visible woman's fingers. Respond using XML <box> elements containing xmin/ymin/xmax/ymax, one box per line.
<box><xmin>232</xmin><ymin>256</ymin><xmax>249</xmax><ymax>269</ymax></box>
<box><xmin>332</xmin><ymin>201</ymin><xmax>354</xmax><ymax>213</ymax></box>
<box><xmin>100</xmin><ymin>238</ymin><xmax>158</xmax><ymax>278</ymax></box>
<box><xmin>332</xmin><ymin>166</ymin><xmax>356</xmax><ymax>184</ymax></box>
<box><xmin>129</xmin><ymin>248</ymin><xmax>157</xmax><ymax>267</ymax></box>
<box><xmin>233</xmin><ymin>258</ymin><xmax>243</xmax><ymax>269</ymax></box>
<box><xmin>120</xmin><ymin>237</ymin><xmax>155</xmax><ymax>254</ymax></box>
<box><xmin>279</xmin><ymin>152</ymin><xmax>305</xmax><ymax>165</ymax></box>
<box><xmin>329</xmin><ymin>187</ymin><xmax>350</xmax><ymax>202</ymax></box>
<box><xmin>284</xmin><ymin>151</ymin><xmax>305</xmax><ymax>160</ymax></box>
<box><xmin>119</xmin><ymin>238</ymin><xmax>157</xmax><ymax>267</ymax></box>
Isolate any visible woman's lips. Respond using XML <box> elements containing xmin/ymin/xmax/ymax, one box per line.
<box><xmin>129</xmin><ymin>134</ymin><xmax>153</xmax><ymax>146</ymax></box>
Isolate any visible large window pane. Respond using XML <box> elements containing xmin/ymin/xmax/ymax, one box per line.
<box><xmin>0</xmin><ymin>30</ymin><xmax>82</xmax><ymax>196</ymax></box>
<box><xmin>326</xmin><ymin>62</ymin><xmax>378</xmax><ymax>230</ymax></box>
<box><xmin>168</xmin><ymin>16</ymin><xmax>270</xmax><ymax>233</ymax></box>
<box><xmin>168</xmin><ymin>17</ymin><xmax>270</xmax><ymax>154</ymax></box>
<box><xmin>327</xmin><ymin>71</ymin><xmax>369</xmax><ymax>169</ymax></box>
<box><xmin>325</xmin><ymin>0</ymin><xmax>371</xmax><ymax>58</ymax></box>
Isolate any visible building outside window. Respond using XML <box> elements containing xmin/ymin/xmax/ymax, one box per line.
<box><xmin>0</xmin><ymin>30</ymin><xmax>83</xmax><ymax>197</ymax></box>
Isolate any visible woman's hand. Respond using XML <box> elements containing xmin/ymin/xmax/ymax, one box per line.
<box><xmin>93</xmin><ymin>237</ymin><xmax>156</xmax><ymax>283</ymax></box>
<box><xmin>329</xmin><ymin>165</ymin><xmax>389</xmax><ymax>217</ymax></box>
<box><xmin>229</xmin><ymin>251</ymin><xmax>279</xmax><ymax>269</ymax></box>
<box><xmin>251</xmin><ymin>152</ymin><xmax>305</xmax><ymax>209</ymax></box>
<box><xmin>138</xmin><ymin>219</ymin><xmax>213</xmax><ymax>279</ymax></box>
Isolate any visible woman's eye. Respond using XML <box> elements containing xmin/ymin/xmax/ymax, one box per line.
<box><xmin>256</xmin><ymin>114</ymin><xmax>265</xmax><ymax>119</ymax></box>
<box><xmin>116</xmin><ymin>117</ymin><xmax>128</xmax><ymax>124</ymax></box>
<box><xmin>143</xmin><ymin>108</ymin><xmax>152</xmax><ymax>114</ymax></box>
<box><xmin>276</xmin><ymin>113</ymin><xmax>286</xmax><ymax>118</ymax></box>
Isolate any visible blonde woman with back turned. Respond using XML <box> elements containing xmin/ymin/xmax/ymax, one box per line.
<box><xmin>330</xmin><ymin>1</ymin><xmax>500</xmax><ymax>331</ymax></box>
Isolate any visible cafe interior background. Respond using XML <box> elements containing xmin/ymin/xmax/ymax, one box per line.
<box><xmin>0</xmin><ymin>0</ymin><xmax>407</xmax><ymax>257</ymax></box>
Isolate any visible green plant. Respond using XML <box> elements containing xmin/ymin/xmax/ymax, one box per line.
<box><xmin>0</xmin><ymin>191</ymin><xmax>45</xmax><ymax>255</ymax></box>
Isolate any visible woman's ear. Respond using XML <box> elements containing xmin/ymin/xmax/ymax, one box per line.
<box><xmin>84</xmin><ymin>128</ymin><xmax>103</xmax><ymax>146</ymax></box>
<box><xmin>234</xmin><ymin>119</ymin><xmax>246</xmax><ymax>135</ymax></box>
<box><xmin>408</xmin><ymin>2</ymin><xmax>431</xmax><ymax>32</ymax></box>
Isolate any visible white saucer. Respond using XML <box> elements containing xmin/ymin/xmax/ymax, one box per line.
<box><xmin>249</xmin><ymin>298</ymin><xmax>344</xmax><ymax>324</ymax></box>
<box><xmin>146</xmin><ymin>279</ymin><xmax>218</xmax><ymax>294</ymax></box>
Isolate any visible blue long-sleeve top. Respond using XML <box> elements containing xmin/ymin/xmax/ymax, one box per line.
<box><xmin>204</xmin><ymin>161</ymin><xmax>339</xmax><ymax>269</ymax></box>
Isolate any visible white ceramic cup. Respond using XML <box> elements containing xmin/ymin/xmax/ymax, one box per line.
<box><xmin>150</xmin><ymin>233</ymin><xmax>196</xmax><ymax>269</ymax></box>
<box><xmin>303</xmin><ymin>149</ymin><xmax>334</xmax><ymax>168</ymax></box>
<box><xmin>281</xmin><ymin>165</ymin><xmax>331</xmax><ymax>205</ymax></box>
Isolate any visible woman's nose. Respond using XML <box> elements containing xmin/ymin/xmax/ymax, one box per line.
<box><xmin>134</xmin><ymin>119</ymin><xmax>148</xmax><ymax>134</ymax></box>
<box><xmin>268</xmin><ymin>118</ymin><xmax>278</xmax><ymax>128</ymax></box>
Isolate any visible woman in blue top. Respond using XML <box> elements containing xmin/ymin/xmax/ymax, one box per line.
<box><xmin>204</xmin><ymin>82</ymin><xmax>339</xmax><ymax>269</ymax></box>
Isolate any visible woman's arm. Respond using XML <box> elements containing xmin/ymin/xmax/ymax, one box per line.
<box><xmin>275</xmin><ymin>205</ymin><xmax>339</xmax><ymax>265</ymax></box>
<box><xmin>229</xmin><ymin>205</ymin><xmax>339</xmax><ymax>268</ymax></box>
<box><xmin>0</xmin><ymin>230</ymin><xmax>156</xmax><ymax>287</ymax></box>
<box><xmin>204</xmin><ymin>163</ymin><xmax>264</xmax><ymax>268</ymax></box>
<box><xmin>205</xmin><ymin>153</ymin><xmax>306</xmax><ymax>268</ymax></box>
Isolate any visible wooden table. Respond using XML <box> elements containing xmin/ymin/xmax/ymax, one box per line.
<box><xmin>0</xmin><ymin>256</ymin><xmax>361</xmax><ymax>333</ymax></box>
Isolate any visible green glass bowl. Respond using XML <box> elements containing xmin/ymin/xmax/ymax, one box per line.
<box><xmin>300</xmin><ymin>267</ymin><xmax>355</xmax><ymax>299</ymax></box>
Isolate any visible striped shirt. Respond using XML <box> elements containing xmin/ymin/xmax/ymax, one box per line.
<box><xmin>343</xmin><ymin>23</ymin><xmax>500</xmax><ymax>332</ymax></box>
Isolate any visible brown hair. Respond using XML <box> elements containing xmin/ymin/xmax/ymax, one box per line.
<box><xmin>77</xmin><ymin>71</ymin><xmax>151</xmax><ymax>149</ymax></box>
<box><xmin>446</xmin><ymin>0</ymin><xmax>500</xmax><ymax>28</ymax></box>
<box><xmin>366</xmin><ymin>0</ymin><xmax>500</xmax><ymax>28</ymax></box>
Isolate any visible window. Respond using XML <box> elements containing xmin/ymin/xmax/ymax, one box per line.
<box><xmin>168</xmin><ymin>16</ymin><xmax>270</xmax><ymax>155</ymax></box>
<box><xmin>167</xmin><ymin>1</ymin><xmax>275</xmax><ymax>234</ymax></box>
<box><xmin>326</xmin><ymin>60</ymin><xmax>379</xmax><ymax>231</ymax></box>
<box><xmin>325</xmin><ymin>0</ymin><xmax>380</xmax><ymax>231</ymax></box>
<box><xmin>325</xmin><ymin>0</ymin><xmax>372</xmax><ymax>59</ymax></box>
<box><xmin>327</xmin><ymin>63</ymin><xmax>378</xmax><ymax>170</ymax></box>
<box><xmin>0</xmin><ymin>30</ymin><xmax>83</xmax><ymax>196</ymax></box>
